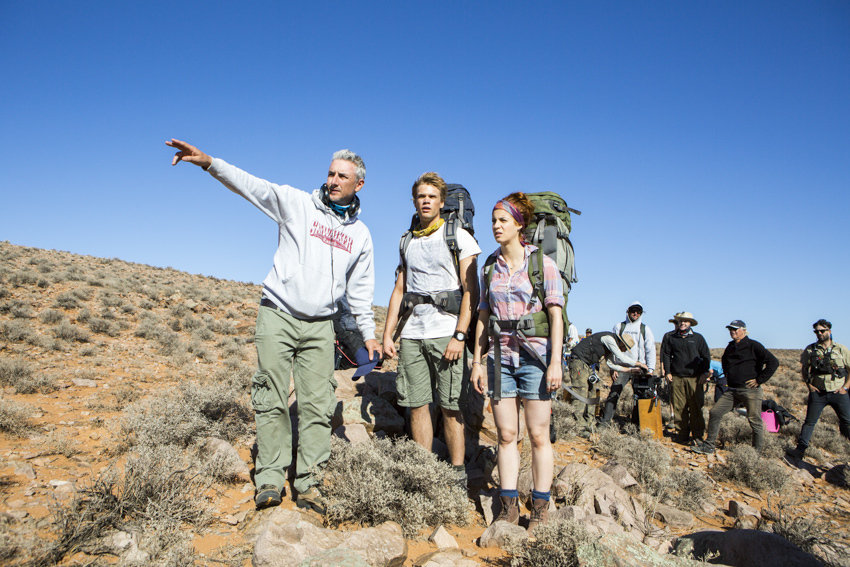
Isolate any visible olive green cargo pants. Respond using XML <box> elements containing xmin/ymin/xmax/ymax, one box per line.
<box><xmin>251</xmin><ymin>304</ymin><xmax>336</xmax><ymax>494</ymax></box>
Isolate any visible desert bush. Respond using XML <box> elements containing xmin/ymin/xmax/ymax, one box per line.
<box><xmin>36</xmin><ymin>445</ymin><xmax>208</xmax><ymax>566</ymax></box>
<box><xmin>54</xmin><ymin>321</ymin><xmax>90</xmax><ymax>343</ymax></box>
<box><xmin>119</xmin><ymin>380</ymin><xmax>251</xmax><ymax>450</ymax></box>
<box><xmin>592</xmin><ymin>424</ymin><xmax>671</xmax><ymax>499</ymax></box>
<box><xmin>766</xmin><ymin>496</ymin><xmax>846</xmax><ymax>567</ymax></box>
<box><xmin>8</xmin><ymin>270</ymin><xmax>38</xmax><ymax>287</ymax></box>
<box><xmin>54</xmin><ymin>291</ymin><xmax>81</xmax><ymax>309</ymax></box>
<box><xmin>0</xmin><ymin>399</ymin><xmax>32</xmax><ymax>435</ymax></box>
<box><xmin>75</xmin><ymin>307</ymin><xmax>91</xmax><ymax>324</ymax></box>
<box><xmin>169</xmin><ymin>317</ymin><xmax>182</xmax><ymax>331</ymax></box>
<box><xmin>88</xmin><ymin>317</ymin><xmax>119</xmax><ymax>337</ymax></box>
<box><xmin>668</xmin><ymin>469</ymin><xmax>711</xmax><ymax>512</ymax></box>
<box><xmin>10</xmin><ymin>302</ymin><xmax>34</xmax><ymax>319</ymax></box>
<box><xmin>121</xmin><ymin>303</ymin><xmax>136</xmax><ymax>315</ymax></box>
<box><xmin>318</xmin><ymin>437</ymin><xmax>468</xmax><ymax>537</ymax></box>
<box><xmin>506</xmin><ymin>518</ymin><xmax>591</xmax><ymax>567</ymax></box>
<box><xmin>551</xmin><ymin>399</ymin><xmax>582</xmax><ymax>441</ymax></box>
<box><xmin>79</xmin><ymin>345</ymin><xmax>98</xmax><ymax>357</ymax></box>
<box><xmin>43</xmin><ymin>430</ymin><xmax>81</xmax><ymax>458</ymax></box>
<box><xmin>716</xmin><ymin>413</ymin><xmax>786</xmax><ymax>459</ymax></box>
<box><xmin>187</xmin><ymin>341</ymin><xmax>210</xmax><ymax>361</ymax></box>
<box><xmin>138</xmin><ymin>298</ymin><xmax>155</xmax><ymax>310</ymax></box>
<box><xmin>99</xmin><ymin>292</ymin><xmax>122</xmax><ymax>308</ymax></box>
<box><xmin>0</xmin><ymin>320</ymin><xmax>35</xmax><ymax>343</ymax></box>
<box><xmin>39</xmin><ymin>309</ymin><xmax>65</xmax><ymax>324</ymax></box>
<box><xmin>715</xmin><ymin>444</ymin><xmax>788</xmax><ymax>493</ymax></box>
<box><xmin>0</xmin><ymin>359</ymin><xmax>56</xmax><ymax>394</ymax></box>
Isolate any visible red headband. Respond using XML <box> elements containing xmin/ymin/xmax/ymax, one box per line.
<box><xmin>494</xmin><ymin>200</ymin><xmax>528</xmax><ymax>244</ymax></box>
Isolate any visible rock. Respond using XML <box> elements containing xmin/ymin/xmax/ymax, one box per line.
<box><xmin>12</xmin><ymin>461</ymin><xmax>36</xmax><ymax>479</ymax></box>
<box><xmin>72</xmin><ymin>378</ymin><xmax>97</xmax><ymax>387</ymax></box>
<box><xmin>413</xmin><ymin>549</ymin><xmax>478</xmax><ymax>567</ymax></box>
<box><xmin>728</xmin><ymin>500</ymin><xmax>760</xmax><ymax>519</ymax></box>
<box><xmin>478</xmin><ymin>521</ymin><xmax>526</xmax><ymax>549</ymax></box>
<box><xmin>477</xmin><ymin>492</ymin><xmax>499</xmax><ymax>526</ymax></box>
<box><xmin>200</xmin><ymin>437</ymin><xmax>250</xmax><ymax>481</ymax></box>
<box><xmin>653</xmin><ymin>504</ymin><xmax>694</xmax><ymax>528</ymax></box>
<box><xmin>578</xmin><ymin>533</ymin><xmax>708</xmax><ymax>566</ymax></box>
<box><xmin>826</xmin><ymin>464</ymin><xmax>850</xmax><ymax>488</ymax></box>
<box><xmin>334</xmin><ymin>423</ymin><xmax>371</xmax><ymax>445</ymax></box>
<box><xmin>428</xmin><ymin>526</ymin><xmax>457</xmax><ymax>550</ymax></box>
<box><xmin>734</xmin><ymin>516</ymin><xmax>759</xmax><ymax>530</ymax></box>
<box><xmin>600</xmin><ymin>460</ymin><xmax>639</xmax><ymax>490</ymax></box>
<box><xmin>584</xmin><ymin>513</ymin><xmax>625</xmax><ymax>537</ymax></box>
<box><xmin>296</xmin><ymin>549</ymin><xmax>370</xmax><ymax>567</ymax></box>
<box><xmin>675</xmin><ymin>529</ymin><xmax>822</xmax><ymax>567</ymax></box>
<box><xmin>5</xmin><ymin>510</ymin><xmax>28</xmax><ymax>521</ymax></box>
<box><xmin>220</xmin><ymin>514</ymin><xmax>239</xmax><ymax>526</ymax></box>
<box><xmin>792</xmin><ymin>468</ymin><xmax>815</xmax><ymax>486</ymax></box>
<box><xmin>337</xmin><ymin>395</ymin><xmax>405</xmax><ymax>435</ymax></box>
<box><xmin>252</xmin><ymin>509</ymin><xmax>407</xmax><ymax>567</ymax></box>
<box><xmin>109</xmin><ymin>531</ymin><xmax>135</xmax><ymax>552</ymax></box>
<box><xmin>552</xmin><ymin>505</ymin><xmax>585</xmax><ymax>522</ymax></box>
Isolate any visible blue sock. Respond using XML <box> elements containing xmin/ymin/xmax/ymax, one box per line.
<box><xmin>500</xmin><ymin>489</ymin><xmax>519</xmax><ymax>498</ymax></box>
<box><xmin>531</xmin><ymin>490</ymin><xmax>550</xmax><ymax>501</ymax></box>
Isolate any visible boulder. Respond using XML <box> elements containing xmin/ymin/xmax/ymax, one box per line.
<box><xmin>653</xmin><ymin>503</ymin><xmax>694</xmax><ymax>529</ymax></box>
<box><xmin>600</xmin><ymin>460</ymin><xmax>639</xmax><ymax>491</ymax></box>
<box><xmin>477</xmin><ymin>492</ymin><xmax>499</xmax><ymax>526</ymax></box>
<box><xmin>727</xmin><ymin>500</ymin><xmax>760</xmax><ymax>519</ymax></box>
<box><xmin>578</xmin><ymin>533</ymin><xmax>710</xmax><ymax>566</ymax></box>
<box><xmin>428</xmin><ymin>526</ymin><xmax>458</xmax><ymax>550</ymax></box>
<box><xmin>333</xmin><ymin>423</ymin><xmax>371</xmax><ymax>445</ymax></box>
<box><xmin>674</xmin><ymin>529</ymin><xmax>822</xmax><ymax>567</ymax></box>
<box><xmin>412</xmin><ymin>549</ymin><xmax>478</xmax><ymax>567</ymax></box>
<box><xmin>200</xmin><ymin>437</ymin><xmax>250</xmax><ymax>481</ymax></box>
<box><xmin>478</xmin><ymin>521</ymin><xmax>526</xmax><ymax>549</ymax></box>
<box><xmin>337</xmin><ymin>396</ymin><xmax>405</xmax><ymax>435</ymax></box>
<box><xmin>252</xmin><ymin>509</ymin><xmax>407</xmax><ymax>567</ymax></box>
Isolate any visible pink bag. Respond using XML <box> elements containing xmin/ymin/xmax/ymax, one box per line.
<box><xmin>761</xmin><ymin>410</ymin><xmax>780</xmax><ymax>433</ymax></box>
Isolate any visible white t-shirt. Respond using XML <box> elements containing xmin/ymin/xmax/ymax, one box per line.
<box><xmin>399</xmin><ymin>224</ymin><xmax>480</xmax><ymax>340</ymax></box>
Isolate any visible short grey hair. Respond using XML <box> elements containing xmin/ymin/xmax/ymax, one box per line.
<box><xmin>332</xmin><ymin>149</ymin><xmax>366</xmax><ymax>181</ymax></box>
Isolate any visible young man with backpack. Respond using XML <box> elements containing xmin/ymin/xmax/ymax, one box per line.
<box><xmin>599</xmin><ymin>301</ymin><xmax>657</xmax><ymax>427</ymax></box>
<box><xmin>786</xmin><ymin>319</ymin><xmax>850</xmax><ymax>462</ymax></box>
<box><xmin>382</xmin><ymin>172</ymin><xmax>480</xmax><ymax>485</ymax></box>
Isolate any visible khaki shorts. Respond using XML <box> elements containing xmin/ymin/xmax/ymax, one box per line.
<box><xmin>397</xmin><ymin>336</ymin><xmax>466</xmax><ymax>411</ymax></box>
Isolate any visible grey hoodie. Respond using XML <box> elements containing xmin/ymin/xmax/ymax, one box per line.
<box><xmin>208</xmin><ymin>158</ymin><xmax>375</xmax><ymax>340</ymax></box>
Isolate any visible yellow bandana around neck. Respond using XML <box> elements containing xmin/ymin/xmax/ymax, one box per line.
<box><xmin>412</xmin><ymin>217</ymin><xmax>444</xmax><ymax>238</ymax></box>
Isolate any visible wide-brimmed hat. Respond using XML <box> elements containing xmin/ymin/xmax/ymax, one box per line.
<box><xmin>668</xmin><ymin>312</ymin><xmax>682</xmax><ymax>323</ymax></box>
<box><xmin>673</xmin><ymin>312</ymin><xmax>698</xmax><ymax>326</ymax></box>
<box><xmin>614</xmin><ymin>334</ymin><xmax>636</xmax><ymax>350</ymax></box>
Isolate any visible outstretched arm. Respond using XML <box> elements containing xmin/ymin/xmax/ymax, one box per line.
<box><xmin>166</xmin><ymin>139</ymin><xmax>212</xmax><ymax>169</ymax></box>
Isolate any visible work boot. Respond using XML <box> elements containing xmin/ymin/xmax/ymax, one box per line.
<box><xmin>784</xmin><ymin>446</ymin><xmax>805</xmax><ymax>465</ymax></box>
<box><xmin>296</xmin><ymin>486</ymin><xmax>327</xmax><ymax>515</ymax></box>
<box><xmin>527</xmin><ymin>498</ymin><xmax>550</xmax><ymax>531</ymax></box>
<box><xmin>494</xmin><ymin>495</ymin><xmax>520</xmax><ymax>525</ymax></box>
<box><xmin>690</xmin><ymin>441</ymin><xmax>715</xmax><ymax>455</ymax></box>
<box><xmin>254</xmin><ymin>484</ymin><xmax>282</xmax><ymax>510</ymax></box>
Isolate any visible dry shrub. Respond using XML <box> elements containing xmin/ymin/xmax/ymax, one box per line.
<box><xmin>88</xmin><ymin>317</ymin><xmax>119</xmax><ymax>337</ymax></box>
<box><xmin>715</xmin><ymin>444</ymin><xmax>788</xmax><ymax>493</ymax></box>
<box><xmin>592</xmin><ymin>424</ymin><xmax>671</xmax><ymax>499</ymax></box>
<box><xmin>39</xmin><ymin>309</ymin><xmax>64</xmax><ymax>324</ymax></box>
<box><xmin>766</xmin><ymin>496</ymin><xmax>848</xmax><ymax>567</ymax></box>
<box><xmin>0</xmin><ymin>399</ymin><xmax>32</xmax><ymax>435</ymax></box>
<box><xmin>506</xmin><ymin>518</ymin><xmax>591</xmax><ymax>567</ymax></box>
<box><xmin>36</xmin><ymin>445</ymin><xmax>208</xmax><ymax>566</ymax></box>
<box><xmin>668</xmin><ymin>469</ymin><xmax>711</xmax><ymax>512</ymax></box>
<box><xmin>0</xmin><ymin>359</ymin><xmax>56</xmax><ymax>394</ymax></box>
<box><xmin>53</xmin><ymin>321</ymin><xmax>90</xmax><ymax>343</ymax></box>
<box><xmin>319</xmin><ymin>437</ymin><xmax>468</xmax><ymax>537</ymax></box>
<box><xmin>118</xmin><ymin>380</ymin><xmax>251</xmax><ymax>450</ymax></box>
<box><xmin>0</xmin><ymin>320</ymin><xmax>35</xmax><ymax>343</ymax></box>
<box><xmin>551</xmin><ymin>399</ymin><xmax>582</xmax><ymax>441</ymax></box>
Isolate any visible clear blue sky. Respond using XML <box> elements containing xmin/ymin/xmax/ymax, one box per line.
<box><xmin>1</xmin><ymin>1</ymin><xmax>848</xmax><ymax>348</ymax></box>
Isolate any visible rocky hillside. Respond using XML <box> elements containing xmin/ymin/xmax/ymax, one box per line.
<box><xmin>0</xmin><ymin>240</ymin><xmax>848</xmax><ymax>566</ymax></box>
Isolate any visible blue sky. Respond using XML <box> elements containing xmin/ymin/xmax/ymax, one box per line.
<box><xmin>1</xmin><ymin>1</ymin><xmax>848</xmax><ymax>348</ymax></box>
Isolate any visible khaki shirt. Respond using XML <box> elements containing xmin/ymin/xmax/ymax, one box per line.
<box><xmin>801</xmin><ymin>342</ymin><xmax>850</xmax><ymax>392</ymax></box>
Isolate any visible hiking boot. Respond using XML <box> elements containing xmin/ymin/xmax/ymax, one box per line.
<box><xmin>255</xmin><ymin>484</ymin><xmax>281</xmax><ymax>510</ymax></box>
<box><xmin>296</xmin><ymin>486</ymin><xmax>327</xmax><ymax>515</ymax></box>
<box><xmin>451</xmin><ymin>468</ymin><xmax>468</xmax><ymax>492</ymax></box>
<box><xmin>784</xmin><ymin>447</ymin><xmax>805</xmax><ymax>465</ymax></box>
<box><xmin>494</xmin><ymin>495</ymin><xmax>520</xmax><ymax>525</ymax></box>
<box><xmin>527</xmin><ymin>498</ymin><xmax>550</xmax><ymax>531</ymax></box>
<box><xmin>690</xmin><ymin>441</ymin><xmax>715</xmax><ymax>455</ymax></box>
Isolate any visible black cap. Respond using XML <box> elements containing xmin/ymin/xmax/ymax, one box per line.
<box><xmin>725</xmin><ymin>320</ymin><xmax>746</xmax><ymax>330</ymax></box>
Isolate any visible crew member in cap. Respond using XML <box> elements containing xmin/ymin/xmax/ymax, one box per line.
<box><xmin>660</xmin><ymin>312</ymin><xmax>710</xmax><ymax>445</ymax></box>
<box><xmin>600</xmin><ymin>302</ymin><xmax>657</xmax><ymax>427</ymax></box>
<box><xmin>786</xmin><ymin>319</ymin><xmax>850</xmax><ymax>462</ymax></box>
<box><xmin>693</xmin><ymin>320</ymin><xmax>778</xmax><ymax>454</ymax></box>
<box><xmin>568</xmin><ymin>331</ymin><xmax>648</xmax><ymax>435</ymax></box>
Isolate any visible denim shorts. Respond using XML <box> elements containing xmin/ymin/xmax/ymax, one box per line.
<box><xmin>487</xmin><ymin>350</ymin><xmax>550</xmax><ymax>400</ymax></box>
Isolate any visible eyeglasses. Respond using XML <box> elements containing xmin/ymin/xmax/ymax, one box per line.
<box><xmin>814</xmin><ymin>329</ymin><xmax>830</xmax><ymax>334</ymax></box>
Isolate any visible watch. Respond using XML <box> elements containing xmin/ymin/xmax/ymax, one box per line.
<box><xmin>453</xmin><ymin>331</ymin><xmax>466</xmax><ymax>342</ymax></box>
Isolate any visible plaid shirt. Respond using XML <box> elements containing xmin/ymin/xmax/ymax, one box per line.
<box><xmin>478</xmin><ymin>245</ymin><xmax>564</xmax><ymax>367</ymax></box>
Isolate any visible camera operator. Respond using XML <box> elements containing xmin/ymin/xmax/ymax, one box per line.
<box><xmin>568</xmin><ymin>332</ymin><xmax>648</xmax><ymax>436</ymax></box>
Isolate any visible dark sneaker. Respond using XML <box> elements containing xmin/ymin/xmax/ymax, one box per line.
<box><xmin>255</xmin><ymin>484</ymin><xmax>281</xmax><ymax>510</ymax></box>
<box><xmin>784</xmin><ymin>447</ymin><xmax>805</xmax><ymax>465</ymax></box>
<box><xmin>494</xmin><ymin>495</ymin><xmax>520</xmax><ymax>525</ymax></box>
<box><xmin>451</xmin><ymin>469</ymin><xmax>468</xmax><ymax>492</ymax></box>
<box><xmin>296</xmin><ymin>486</ymin><xmax>327</xmax><ymax>515</ymax></box>
<box><xmin>690</xmin><ymin>442</ymin><xmax>715</xmax><ymax>455</ymax></box>
<box><xmin>527</xmin><ymin>497</ymin><xmax>550</xmax><ymax>531</ymax></box>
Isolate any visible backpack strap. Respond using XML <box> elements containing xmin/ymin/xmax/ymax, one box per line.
<box><xmin>444</xmin><ymin>214</ymin><xmax>462</xmax><ymax>281</ymax></box>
